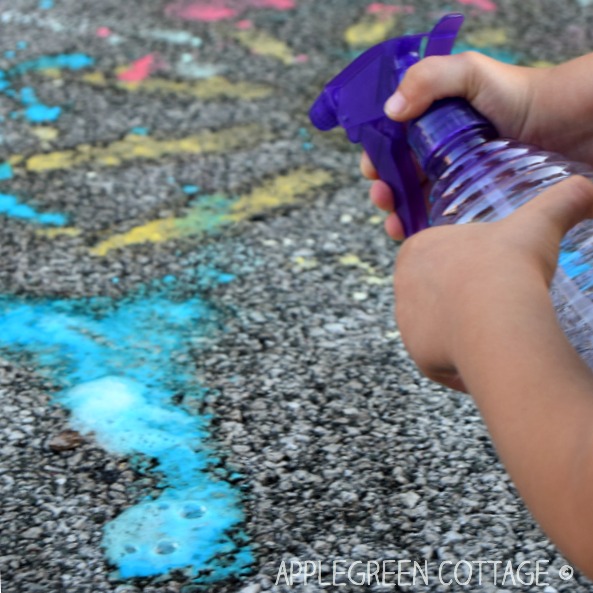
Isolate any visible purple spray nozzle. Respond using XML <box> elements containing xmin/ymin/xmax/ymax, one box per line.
<box><xmin>309</xmin><ymin>13</ymin><xmax>466</xmax><ymax>236</ymax></box>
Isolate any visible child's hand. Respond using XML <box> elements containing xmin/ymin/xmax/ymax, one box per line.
<box><xmin>364</xmin><ymin>52</ymin><xmax>593</xmax><ymax>240</ymax></box>
<box><xmin>393</xmin><ymin>175</ymin><xmax>593</xmax><ymax>393</ymax></box>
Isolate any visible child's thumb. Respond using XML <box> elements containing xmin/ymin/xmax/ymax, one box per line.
<box><xmin>508</xmin><ymin>176</ymin><xmax>593</xmax><ymax>245</ymax></box>
<box><xmin>384</xmin><ymin>52</ymin><xmax>489</xmax><ymax>121</ymax></box>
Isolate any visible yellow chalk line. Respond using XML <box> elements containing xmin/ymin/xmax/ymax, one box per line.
<box><xmin>344</xmin><ymin>13</ymin><xmax>399</xmax><ymax>47</ymax></box>
<box><xmin>9</xmin><ymin>124</ymin><xmax>264</xmax><ymax>173</ymax></box>
<box><xmin>89</xmin><ymin>168</ymin><xmax>333</xmax><ymax>257</ymax></box>
<box><xmin>231</xmin><ymin>30</ymin><xmax>295</xmax><ymax>65</ymax></box>
<box><xmin>80</xmin><ymin>71</ymin><xmax>273</xmax><ymax>100</ymax></box>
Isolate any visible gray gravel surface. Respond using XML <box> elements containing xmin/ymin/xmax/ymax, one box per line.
<box><xmin>2</xmin><ymin>1</ymin><xmax>593</xmax><ymax>592</ymax></box>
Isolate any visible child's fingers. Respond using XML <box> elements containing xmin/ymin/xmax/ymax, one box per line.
<box><xmin>384</xmin><ymin>52</ymin><xmax>489</xmax><ymax>121</ymax></box>
<box><xmin>509</xmin><ymin>176</ymin><xmax>593</xmax><ymax>244</ymax></box>
<box><xmin>385</xmin><ymin>213</ymin><xmax>405</xmax><ymax>242</ymax></box>
<box><xmin>360</xmin><ymin>151</ymin><xmax>379</xmax><ymax>179</ymax></box>
<box><xmin>370</xmin><ymin>179</ymin><xmax>394</xmax><ymax>212</ymax></box>
<box><xmin>495</xmin><ymin>176</ymin><xmax>593</xmax><ymax>286</ymax></box>
<box><xmin>369</xmin><ymin>181</ymin><xmax>404</xmax><ymax>239</ymax></box>
<box><xmin>369</xmin><ymin>180</ymin><xmax>404</xmax><ymax>240</ymax></box>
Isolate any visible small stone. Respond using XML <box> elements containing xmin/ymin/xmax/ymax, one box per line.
<box><xmin>324</xmin><ymin>323</ymin><xmax>345</xmax><ymax>334</ymax></box>
<box><xmin>22</xmin><ymin>527</ymin><xmax>43</xmax><ymax>539</ymax></box>
<box><xmin>402</xmin><ymin>491</ymin><xmax>420</xmax><ymax>508</ymax></box>
<box><xmin>352</xmin><ymin>543</ymin><xmax>371</xmax><ymax>557</ymax></box>
<box><xmin>340</xmin><ymin>491</ymin><xmax>359</xmax><ymax>504</ymax></box>
<box><xmin>48</xmin><ymin>430</ymin><xmax>84</xmax><ymax>452</ymax></box>
<box><xmin>443</xmin><ymin>530</ymin><xmax>462</xmax><ymax>544</ymax></box>
<box><xmin>238</xmin><ymin>585</ymin><xmax>261</xmax><ymax>593</ymax></box>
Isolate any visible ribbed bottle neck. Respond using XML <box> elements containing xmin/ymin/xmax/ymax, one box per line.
<box><xmin>408</xmin><ymin>99</ymin><xmax>498</xmax><ymax>181</ymax></box>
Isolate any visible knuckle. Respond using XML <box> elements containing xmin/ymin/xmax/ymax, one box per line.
<box><xmin>453</xmin><ymin>50</ymin><xmax>483</xmax><ymax>69</ymax></box>
<box><xmin>452</xmin><ymin>51</ymin><xmax>484</xmax><ymax>98</ymax></box>
<box><xmin>403</xmin><ymin>56</ymin><xmax>446</xmax><ymax>92</ymax></box>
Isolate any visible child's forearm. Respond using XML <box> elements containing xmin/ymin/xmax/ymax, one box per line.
<box><xmin>454</xmin><ymin>275</ymin><xmax>593</xmax><ymax>574</ymax></box>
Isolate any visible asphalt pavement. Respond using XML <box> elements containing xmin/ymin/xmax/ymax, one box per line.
<box><xmin>1</xmin><ymin>1</ymin><xmax>593</xmax><ymax>592</ymax></box>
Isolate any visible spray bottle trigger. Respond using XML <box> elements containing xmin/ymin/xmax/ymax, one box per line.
<box><xmin>424</xmin><ymin>13</ymin><xmax>464</xmax><ymax>57</ymax></box>
<box><xmin>360</xmin><ymin>124</ymin><xmax>428</xmax><ymax>236</ymax></box>
<box><xmin>309</xmin><ymin>13</ymin><xmax>466</xmax><ymax>237</ymax></box>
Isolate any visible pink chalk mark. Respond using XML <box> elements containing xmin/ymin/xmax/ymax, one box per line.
<box><xmin>455</xmin><ymin>0</ymin><xmax>497</xmax><ymax>12</ymax></box>
<box><xmin>166</xmin><ymin>0</ymin><xmax>295</xmax><ymax>22</ymax></box>
<box><xmin>118</xmin><ymin>54</ymin><xmax>162</xmax><ymax>83</ymax></box>
<box><xmin>294</xmin><ymin>53</ymin><xmax>309</xmax><ymax>63</ymax></box>
<box><xmin>235</xmin><ymin>19</ymin><xmax>254</xmax><ymax>29</ymax></box>
<box><xmin>96</xmin><ymin>26</ymin><xmax>112</xmax><ymax>38</ymax></box>
<box><xmin>169</xmin><ymin>4</ymin><xmax>237</xmax><ymax>21</ymax></box>
<box><xmin>366</xmin><ymin>3</ymin><xmax>414</xmax><ymax>15</ymax></box>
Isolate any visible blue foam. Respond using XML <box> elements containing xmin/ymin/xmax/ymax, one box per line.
<box><xmin>0</xmin><ymin>277</ymin><xmax>251</xmax><ymax>580</ymax></box>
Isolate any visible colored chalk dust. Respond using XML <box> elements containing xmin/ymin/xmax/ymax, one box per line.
<box><xmin>0</xmin><ymin>275</ymin><xmax>253</xmax><ymax>580</ymax></box>
<box><xmin>0</xmin><ymin>192</ymin><xmax>67</xmax><ymax>225</ymax></box>
<box><xmin>0</xmin><ymin>53</ymin><xmax>94</xmax><ymax>123</ymax></box>
<box><xmin>0</xmin><ymin>157</ymin><xmax>68</xmax><ymax>227</ymax></box>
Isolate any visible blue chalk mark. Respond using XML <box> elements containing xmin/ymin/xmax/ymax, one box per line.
<box><xmin>0</xmin><ymin>277</ymin><xmax>250</xmax><ymax>581</ymax></box>
<box><xmin>9</xmin><ymin>53</ymin><xmax>94</xmax><ymax>76</ymax></box>
<box><xmin>0</xmin><ymin>163</ymin><xmax>13</xmax><ymax>180</ymax></box>
<box><xmin>18</xmin><ymin>87</ymin><xmax>61</xmax><ymax>122</ymax></box>
<box><xmin>25</xmin><ymin>104</ymin><xmax>62</xmax><ymax>122</ymax></box>
<box><xmin>16</xmin><ymin>41</ymin><xmax>28</xmax><ymax>51</ymax></box>
<box><xmin>39</xmin><ymin>0</ymin><xmax>54</xmax><ymax>8</ymax></box>
<box><xmin>11</xmin><ymin>87</ymin><xmax>62</xmax><ymax>123</ymax></box>
<box><xmin>453</xmin><ymin>42</ymin><xmax>520</xmax><ymax>65</ymax></box>
<box><xmin>0</xmin><ymin>53</ymin><xmax>93</xmax><ymax>126</ymax></box>
<box><xmin>130</xmin><ymin>126</ymin><xmax>149</xmax><ymax>135</ymax></box>
<box><xmin>197</xmin><ymin>267</ymin><xmax>235</xmax><ymax>284</ymax></box>
<box><xmin>4</xmin><ymin>50</ymin><xmax>15</xmax><ymax>59</ymax></box>
<box><xmin>298</xmin><ymin>128</ymin><xmax>314</xmax><ymax>151</ymax></box>
<box><xmin>0</xmin><ymin>193</ymin><xmax>67</xmax><ymax>225</ymax></box>
<box><xmin>20</xmin><ymin>86</ymin><xmax>37</xmax><ymax>105</ymax></box>
<box><xmin>182</xmin><ymin>184</ymin><xmax>200</xmax><ymax>195</ymax></box>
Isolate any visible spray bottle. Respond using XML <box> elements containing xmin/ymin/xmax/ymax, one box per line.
<box><xmin>310</xmin><ymin>13</ymin><xmax>593</xmax><ymax>369</ymax></box>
